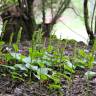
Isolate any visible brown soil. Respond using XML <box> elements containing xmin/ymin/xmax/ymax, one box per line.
<box><xmin>1</xmin><ymin>69</ymin><xmax>96</xmax><ymax>96</ymax></box>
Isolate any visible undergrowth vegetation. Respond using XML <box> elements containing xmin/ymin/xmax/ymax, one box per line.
<box><xmin>0</xmin><ymin>0</ymin><xmax>96</xmax><ymax>95</ymax></box>
<box><xmin>0</xmin><ymin>29</ymin><xmax>96</xmax><ymax>93</ymax></box>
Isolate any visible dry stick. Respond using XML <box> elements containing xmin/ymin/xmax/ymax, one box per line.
<box><xmin>52</xmin><ymin>0</ymin><xmax>71</xmax><ymax>25</ymax></box>
<box><xmin>68</xmin><ymin>1</ymin><xmax>83</xmax><ymax>19</ymax></box>
<box><xmin>94</xmin><ymin>16</ymin><xmax>96</xmax><ymax>34</ymax></box>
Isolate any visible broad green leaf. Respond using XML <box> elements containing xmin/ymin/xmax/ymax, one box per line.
<box><xmin>0</xmin><ymin>65</ymin><xmax>15</xmax><ymax>70</ymax></box>
<box><xmin>0</xmin><ymin>41</ymin><xmax>4</xmax><ymax>45</ymax></box>
<box><xmin>36</xmin><ymin>73</ymin><xmax>48</xmax><ymax>80</ymax></box>
<box><xmin>13</xmin><ymin>44</ymin><xmax>19</xmax><ymax>52</ymax></box>
<box><xmin>22</xmin><ymin>56</ymin><xmax>31</xmax><ymax>64</ymax></box>
<box><xmin>10</xmin><ymin>52</ymin><xmax>25</xmax><ymax>61</ymax></box>
<box><xmin>25</xmin><ymin>63</ymin><xmax>38</xmax><ymax>70</ymax></box>
<box><xmin>85</xmin><ymin>71</ymin><xmax>96</xmax><ymax>80</ymax></box>
<box><xmin>66</xmin><ymin>61</ymin><xmax>75</xmax><ymax>69</ymax></box>
<box><xmin>5</xmin><ymin>53</ymin><xmax>12</xmax><ymax>61</ymax></box>
<box><xmin>37</xmin><ymin>68</ymin><xmax>52</xmax><ymax>75</ymax></box>
<box><xmin>14</xmin><ymin>64</ymin><xmax>27</xmax><ymax>70</ymax></box>
<box><xmin>64</xmin><ymin>64</ymin><xmax>75</xmax><ymax>73</ymax></box>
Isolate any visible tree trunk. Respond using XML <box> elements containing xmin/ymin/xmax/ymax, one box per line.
<box><xmin>19</xmin><ymin>0</ymin><xmax>36</xmax><ymax>40</ymax></box>
<box><xmin>83</xmin><ymin>0</ymin><xmax>95</xmax><ymax>45</ymax></box>
<box><xmin>1</xmin><ymin>0</ymin><xmax>37</xmax><ymax>43</ymax></box>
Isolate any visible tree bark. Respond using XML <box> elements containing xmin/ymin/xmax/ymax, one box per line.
<box><xmin>83</xmin><ymin>0</ymin><xmax>95</xmax><ymax>45</ymax></box>
<box><xmin>1</xmin><ymin>0</ymin><xmax>37</xmax><ymax>43</ymax></box>
<box><xmin>19</xmin><ymin>0</ymin><xmax>36</xmax><ymax>40</ymax></box>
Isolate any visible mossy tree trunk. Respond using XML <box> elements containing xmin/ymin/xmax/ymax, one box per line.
<box><xmin>18</xmin><ymin>0</ymin><xmax>36</xmax><ymax>40</ymax></box>
<box><xmin>83</xmin><ymin>0</ymin><xmax>95</xmax><ymax>45</ymax></box>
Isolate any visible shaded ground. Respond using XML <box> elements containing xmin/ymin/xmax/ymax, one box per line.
<box><xmin>1</xmin><ymin>68</ymin><xmax>96</xmax><ymax>96</ymax></box>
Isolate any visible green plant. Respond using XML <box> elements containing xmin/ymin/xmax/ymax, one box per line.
<box><xmin>73</xmin><ymin>49</ymin><xmax>94</xmax><ymax>69</ymax></box>
<box><xmin>0</xmin><ymin>43</ymin><xmax>75</xmax><ymax>89</ymax></box>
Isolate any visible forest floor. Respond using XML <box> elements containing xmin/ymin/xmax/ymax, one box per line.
<box><xmin>1</xmin><ymin>69</ymin><xmax>96</xmax><ymax>96</ymax></box>
<box><xmin>0</xmin><ymin>40</ymin><xmax>96</xmax><ymax>96</ymax></box>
